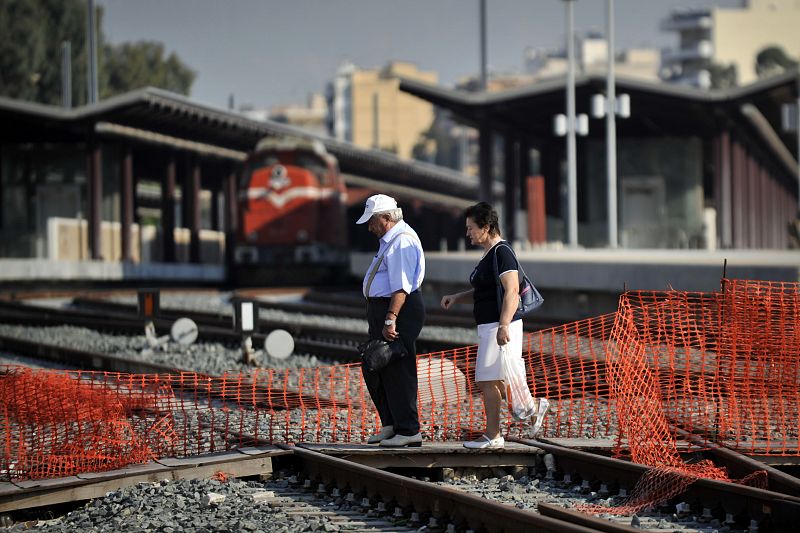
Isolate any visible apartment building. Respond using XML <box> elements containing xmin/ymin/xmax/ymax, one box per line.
<box><xmin>661</xmin><ymin>0</ymin><xmax>800</xmax><ymax>88</ymax></box>
<box><xmin>326</xmin><ymin>61</ymin><xmax>437</xmax><ymax>160</ymax></box>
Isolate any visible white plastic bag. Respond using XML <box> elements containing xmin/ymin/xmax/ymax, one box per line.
<box><xmin>500</xmin><ymin>345</ymin><xmax>536</xmax><ymax>421</ymax></box>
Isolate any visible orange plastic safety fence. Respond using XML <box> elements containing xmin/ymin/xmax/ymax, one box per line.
<box><xmin>608</xmin><ymin>281</ymin><xmax>800</xmax><ymax>461</ymax></box>
<box><xmin>1</xmin><ymin>278</ymin><xmax>798</xmax><ymax>484</ymax></box>
<box><xmin>0</xmin><ymin>368</ymin><xmax>174</xmax><ymax>479</ymax></box>
<box><xmin>716</xmin><ymin>279</ymin><xmax>800</xmax><ymax>455</ymax></box>
<box><xmin>580</xmin><ymin>279</ymin><xmax>797</xmax><ymax>514</ymax></box>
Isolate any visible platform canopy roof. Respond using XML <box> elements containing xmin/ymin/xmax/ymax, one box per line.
<box><xmin>0</xmin><ymin>88</ymin><xmax>487</xmax><ymax>200</ymax></box>
<box><xmin>400</xmin><ymin>69</ymin><xmax>800</xmax><ymax>174</ymax></box>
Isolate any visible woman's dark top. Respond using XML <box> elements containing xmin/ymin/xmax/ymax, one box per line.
<box><xmin>469</xmin><ymin>240</ymin><xmax>520</xmax><ymax>325</ymax></box>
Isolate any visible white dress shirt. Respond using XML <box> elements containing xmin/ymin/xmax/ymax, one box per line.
<box><xmin>362</xmin><ymin>220</ymin><xmax>425</xmax><ymax>297</ymax></box>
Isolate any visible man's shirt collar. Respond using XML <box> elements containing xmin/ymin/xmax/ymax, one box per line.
<box><xmin>380</xmin><ymin>219</ymin><xmax>408</xmax><ymax>244</ymax></box>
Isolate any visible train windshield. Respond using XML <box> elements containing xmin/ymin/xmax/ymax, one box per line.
<box><xmin>294</xmin><ymin>151</ymin><xmax>329</xmax><ymax>185</ymax></box>
<box><xmin>240</xmin><ymin>150</ymin><xmax>330</xmax><ymax>187</ymax></box>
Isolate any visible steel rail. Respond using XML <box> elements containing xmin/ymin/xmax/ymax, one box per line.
<box><xmin>511</xmin><ymin>437</ymin><xmax>800</xmax><ymax>531</ymax></box>
<box><xmin>0</xmin><ymin>332</ymin><xmax>182</xmax><ymax>375</ymax></box>
<box><xmin>281</xmin><ymin>445</ymin><xmax>640</xmax><ymax>533</ymax></box>
<box><xmin>66</xmin><ymin>297</ymin><xmax>459</xmax><ymax>354</ymax></box>
<box><xmin>0</xmin><ymin>300</ymin><xmax>360</xmax><ymax>360</ymax></box>
<box><xmin>672</xmin><ymin>426</ymin><xmax>800</xmax><ymax>496</ymax></box>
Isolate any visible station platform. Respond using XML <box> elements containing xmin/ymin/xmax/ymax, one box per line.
<box><xmin>0</xmin><ymin>259</ymin><xmax>225</xmax><ymax>284</ymax></box>
<box><xmin>352</xmin><ymin>249</ymin><xmax>800</xmax><ymax>319</ymax></box>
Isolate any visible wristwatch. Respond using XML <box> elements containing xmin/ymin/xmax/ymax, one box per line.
<box><xmin>384</xmin><ymin>319</ymin><xmax>395</xmax><ymax>326</ymax></box>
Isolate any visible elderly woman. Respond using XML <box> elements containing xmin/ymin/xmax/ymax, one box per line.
<box><xmin>440</xmin><ymin>202</ymin><xmax>547</xmax><ymax>449</ymax></box>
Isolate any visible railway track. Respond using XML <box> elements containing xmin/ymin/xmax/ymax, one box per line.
<box><xmin>2</xmin><ymin>291</ymin><xmax>799</xmax><ymax>531</ymax></box>
<box><xmin>279</xmin><ymin>445</ymin><xmax>638</xmax><ymax>533</ymax></box>
<box><xmin>0</xmin><ymin>339</ymin><xmax>797</xmax><ymax>531</ymax></box>
<box><xmin>0</xmin><ymin>299</ymin><xmax>363</xmax><ymax>361</ymax></box>
<box><xmin>0</xmin><ymin>334</ymin><xmax>348</xmax><ymax>418</ymax></box>
<box><xmin>0</xmin><ymin>444</ymin><xmax>635</xmax><ymax>532</ymax></box>
<box><xmin>511</xmin><ymin>437</ymin><xmax>800</xmax><ymax>532</ymax></box>
<box><xmin>277</xmin><ymin>290</ymin><xmax>566</xmax><ymax>331</ymax></box>
<box><xmin>62</xmin><ymin>296</ymin><xmax>461</xmax><ymax>355</ymax></box>
<box><xmin>3</xmin><ymin>437</ymin><xmax>798</xmax><ymax>532</ymax></box>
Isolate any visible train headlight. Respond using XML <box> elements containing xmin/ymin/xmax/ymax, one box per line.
<box><xmin>297</xmin><ymin>230</ymin><xmax>309</xmax><ymax>242</ymax></box>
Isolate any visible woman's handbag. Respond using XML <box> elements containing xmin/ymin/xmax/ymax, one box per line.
<box><xmin>358</xmin><ymin>338</ymin><xmax>408</xmax><ymax>373</ymax></box>
<box><xmin>492</xmin><ymin>243</ymin><xmax>543</xmax><ymax>317</ymax></box>
<box><xmin>500</xmin><ymin>345</ymin><xmax>537</xmax><ymax>421</ymax></box>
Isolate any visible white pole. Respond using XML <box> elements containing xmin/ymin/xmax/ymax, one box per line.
<box><xmin>606</xmin><ymin>0</ymin><xmax>618</xmax><ymax>248</ymax></box>
<box><xmin>566</xmin><ymin>0</ymin><xmax>578</xmax><ymax>248</ymax></box>
<box><xmin>480</xmin><ymin>0</ymin><xmax>488</xmax><ymax>91</ymax></box>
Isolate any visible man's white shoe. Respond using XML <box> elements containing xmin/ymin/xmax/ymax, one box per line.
<box><xmin>530</xmin><ymin>398</ymin><xmax>551</xmax><ymax>437</ymax></box>
<box><xmin>463</xmin><ymin>435</ymin><xmax>504</xmax><ymax>449</ymax></box>
<box><xmin>367</xmin><ymin>425</ymin><xmax>394</xmax><ymax>444</ymax></box>
<box><xmin>379</xmin><ymin>432</ymin><xmax>422</xmax><ymax>448</ymax></box>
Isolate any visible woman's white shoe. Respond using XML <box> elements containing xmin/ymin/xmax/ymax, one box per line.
<box><xmin>463</xmin><ymin>434</ymin><xmax>504</xmax><ymax>449</ymax></box>
<box><xmin>530</xmin><ymin>398</ymin><xmax>550</xmax><ymax>437</ymax></box>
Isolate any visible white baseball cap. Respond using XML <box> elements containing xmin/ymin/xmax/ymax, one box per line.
<box><xmin>356</xmin><ymin>194</ymin><xmax>398</xmax><ymax>224</ymax></box>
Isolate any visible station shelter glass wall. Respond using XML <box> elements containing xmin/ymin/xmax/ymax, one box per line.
<box><xmin>583</xmin><ymin>137</ymin><xmax>705</xmax><ymax>249</ymax></box>
<box><xmin>0</xmin><ymin>143</ymin><xmax>121</xmax><ymax>259</ymax></box>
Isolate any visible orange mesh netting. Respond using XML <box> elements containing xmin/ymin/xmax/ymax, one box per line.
<box><xmin>606</xmin><ymin>281</ymin><xmax>798</xmax><ymax>458</ymax></box>
<box><xmin>1</xmin><ymin>278</ymin><xmax>797</xmax><ymax>486</ymax></box>
<box><xmin>0</xmin><ymin>368</ymin><xmax>176</xmax><ymax>479</ymax></box>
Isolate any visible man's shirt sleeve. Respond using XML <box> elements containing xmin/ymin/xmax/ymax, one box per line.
<box><xmin>385</xmin><ymin>235</ymin><xmax>420</xmax><ymax>294</ymax></box>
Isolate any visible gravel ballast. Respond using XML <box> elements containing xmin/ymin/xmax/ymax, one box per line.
<box><xmin>7</xmin><ymin>465</ymin><xmax>749</xmax><ymax>533</ymax></box>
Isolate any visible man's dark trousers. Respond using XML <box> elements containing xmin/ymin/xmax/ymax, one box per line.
<box><xmin>363</xmin><ymin>291</ymin><xmax>424</xmax><ymax>436</ymax></box>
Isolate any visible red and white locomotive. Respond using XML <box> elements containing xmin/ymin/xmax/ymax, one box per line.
<box><xmin>234</xmin><ymin>137</ymin><xmax>348</xmax><ymax>283</ymax></box>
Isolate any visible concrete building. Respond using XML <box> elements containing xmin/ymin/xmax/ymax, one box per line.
<box><xmin>661</xmin><ymin>0</ymin><xmax>800</xmax><ymax>88</ymax></box>
<box><xmin>326</xmin><ymin>61</ymin><xmax>437</xmax><ymax>160</ymax></box>
<box><xmin>524</xmin><ymin>34</ymin><xmax>660</xmax><ymax>83</ymax></box>
<box><xmin>267</xmin><ymin>93</ymin><xmax>328</xmax><ymax>137</ymax></box>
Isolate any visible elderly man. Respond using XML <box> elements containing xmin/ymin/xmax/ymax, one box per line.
<box><xmin>357</xmin><ymin>194</ymin><xmax>425</xmax><ymax>447</ymax></box>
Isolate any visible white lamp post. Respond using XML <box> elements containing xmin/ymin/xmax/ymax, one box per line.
<box><xmin>589</xmin><ymin>0</ymin><xmax>632</xmax><ymax>249</ymax></box>
<box><xmin>605</xmin><ymin>0</ymin><xmax>618</xmax><ymax>249</ymax></box>
<box><xmin>564</xmin><ymin>0</ymin><xmax>578</xmax><ymax>248</ymax></box>
<box><xmin>554</xmin><ymin>106</ymin><xmax>589</xmax><ymax>247</ymax></box>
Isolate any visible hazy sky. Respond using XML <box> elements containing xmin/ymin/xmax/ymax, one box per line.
<box><xmin>97</xmin><ymin>0</ymin><xmax>743</xmax><ymax>110</ymax></box>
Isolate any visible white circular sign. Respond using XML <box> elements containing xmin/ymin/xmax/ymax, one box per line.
<box><xmin>171</xmin><ymin>317</ymin><xmax>198</xmax><ymax>347</ymax></box>
<box><xmin>265</xmin><ymin>329</ymin><xmax>294</xmax><ymax>360</ymax></box>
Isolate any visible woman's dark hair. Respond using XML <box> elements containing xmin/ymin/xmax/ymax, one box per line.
<box><xmin>464</xmin><ymin>202</ymin><xmax>501</xmax><ymax>237</ymax></box>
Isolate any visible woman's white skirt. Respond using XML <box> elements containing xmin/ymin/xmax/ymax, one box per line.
<box><xmin>475</xmin><ymin>319</ymin><xmax>523</xmax><ymax>382</ymax></box>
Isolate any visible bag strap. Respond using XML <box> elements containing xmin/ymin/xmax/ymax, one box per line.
<box><xmin>495</xmin><ymin>242</ymin><xmax>527</xmax><ymax>279</ymax></box>
<box><xmin>363</xmin><ymin>231</ymin><xmax>420</xmax><ymax>298</ymax></box>
<box><xmin>494</xmin><ymin>242</ymin><xmax>531</xmax><ymax>311</ymax></box>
